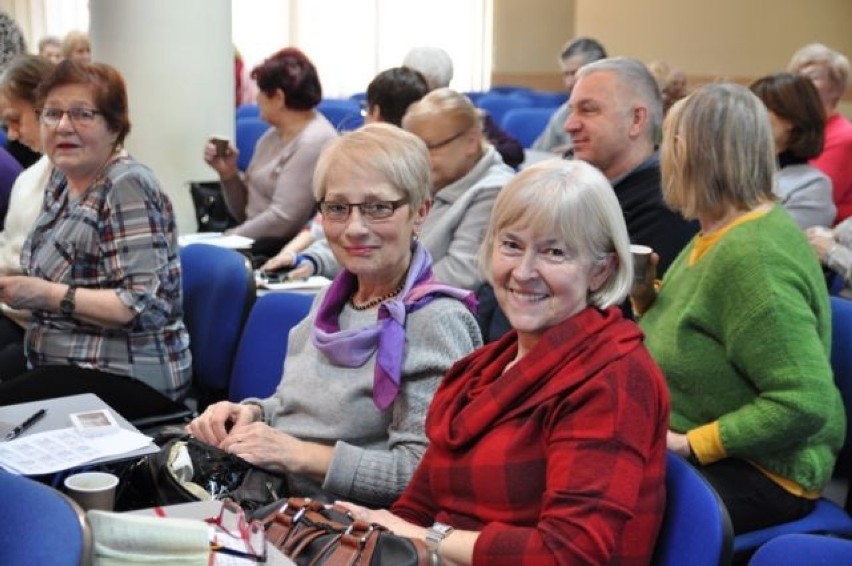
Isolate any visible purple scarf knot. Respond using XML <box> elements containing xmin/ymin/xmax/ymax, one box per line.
<box><xmin>311</xmin><ymin>242</ymin><xmax>477</xmax><ymax>410</ymax></box>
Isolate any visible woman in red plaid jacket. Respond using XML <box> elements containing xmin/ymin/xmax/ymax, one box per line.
<box><xmin>341</xmin><ymin>159</ymin><xmax>670</xmax><ymax>565</ymax></box>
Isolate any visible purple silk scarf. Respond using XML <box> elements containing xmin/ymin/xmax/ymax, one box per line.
<box><xmin>311</xmin><ymin>242</ymin><xmax>477</xmax><ymax>410</ymax></box>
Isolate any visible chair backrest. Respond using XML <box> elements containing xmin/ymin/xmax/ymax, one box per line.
<box><xmin>748</xmin><ymin>533</ymin><xmax>852</xmax><ymax>565</ymax></box>
<box><xmin>652</xmin><ymin>452</ymin><xmax>733</xmax><ymax>566</ymax></box>
<box><xmin>181</xmin><ymin>244</ymin><xmax>255</xmax><ymax>400</ymax></box>
<box><xmin>317</xmin><ymin>99</ymin><xmax>363</xmax><ymax>131</ymax></box>
<box><xmin>228</xmin><ymin>291</ymin><xmax>314</xmax><ymax>401</ymax></box>
<box><xmin>235</xmin><ymin>117</ymin><xmax>271</xmax><ymax>171</ymax></box>
<box><xmin>0</xmin><ymin>471</ymin><xmax>92</xmax><ymax>566</ymax></box>
<box><xmin>830</xmin><ymin>296</ymin><xmax>852</xmax><ymax>479</ymax></box>
<box><xmin>526</xmin><ymin>90</ymin><xmax>568</xmax><ymax>108</ymax></box>
<box><xmin>500</xmin><ymin>107</ymin><xmax>558</xmax><ymax>148</ymax></box>
<box><xmin>476</xmin><ymin>93</ymin><xmax>533</xmax><ymax>127</ymax></box>
<box><xmin>236</xmin><ymin>103</ymin><xmax>260</xmax><ymax>120</ymax></box>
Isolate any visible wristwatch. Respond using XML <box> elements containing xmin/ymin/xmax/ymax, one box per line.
<box><xmin>425</xmin><ymin>522</ymin><xmax>454</xmax><ymax>565</ymax></box>
<box><xmin>60</xmin><ymin>286</ymin><xmax>76</xmax><ymax>316</ymax></box>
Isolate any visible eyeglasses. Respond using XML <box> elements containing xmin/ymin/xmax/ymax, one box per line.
<box><xmin>37</xmin><ymin>107</ymin><xmax>101</xmax><ymax>127</ymax></box>
<box><xmin>206</xmin><ymin>499</ymin><xmax>267</xmax><ymax>562</ymax></box>
<box><xmin>424</xmin><ymin>128</ymin><xmax>468</xmax><ymax>150</ymax></box>
<box><xmin>318</xmin><ymin>196</ymin><xmax>410</xmax><ymax>222</ymax></box>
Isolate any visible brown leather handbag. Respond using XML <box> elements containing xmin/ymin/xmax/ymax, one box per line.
<box><xmin>262</xmin><ymin>497</ymin><xmax>430</xmax><ymax>566</ymax></box>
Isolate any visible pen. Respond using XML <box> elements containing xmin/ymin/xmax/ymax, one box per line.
<box><xmin>4</xmin><ymin>408</ymin><xmax>47</xmax><ymax>441</ymax></box>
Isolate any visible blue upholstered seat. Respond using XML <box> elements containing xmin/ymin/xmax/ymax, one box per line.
<box><xmin>652</xmin><ymin>451</ymin><xmax>733</xmax><ymax>566</ymax></box>
<box><xmin>501</xmin><ymin>107</ymin><xmax>558</xmax><ymax>148</ymax></box>
<box><xmin>0</xmin><ymin>471</ymin><xmax>92</xmax><ymax>566</ymax></box>
<box><xmin>732</xmin><ymin>296</ymin><xmax>852</xmax><ymax>556</ymax></box>
<box><xmin>235</xmin><ymin>117</ymin><xmax>270</xmax><ymax>171</ymax></box>
<box><xmin>228</xmin><ymin>291</ymin><xmax>314</xmax><ymax>401</ymax></box>
<box><xmin>181</xmin><ymin>244</ymin><xmax>256</xmax><ymax>406</ymax></box>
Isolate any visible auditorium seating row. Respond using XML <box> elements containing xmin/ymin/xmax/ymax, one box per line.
<box><xmin>233</xmin><ymin>86</ymin><xmax>568</xmax><ymax>169</ymax></box>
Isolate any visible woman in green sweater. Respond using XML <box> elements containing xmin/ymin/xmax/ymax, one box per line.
<box><xmin>632</xmin><ymin>83</ymin><xmax>845</xmax><ymax>534</ymax></box>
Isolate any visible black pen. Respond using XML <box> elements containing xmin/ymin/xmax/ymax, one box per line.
<box><xmin>4</xmin><ymin>408</ymin><xmax>47</xmax><ymax>441</ymax></box>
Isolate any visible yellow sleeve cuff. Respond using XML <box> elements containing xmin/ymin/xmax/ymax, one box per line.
<box><xmin>687</xmin><ymin>421</ymin><xmax>727</xmax><ymax>464</ymax></box>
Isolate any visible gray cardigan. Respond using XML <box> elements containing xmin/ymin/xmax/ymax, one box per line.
<box><xmin>305</xmin><ymin>146</ymin><xmax>514</xmax><ymax>291</ymax></box>
<box><xmin>419</xmin><ymin>146</ymin><xmax>515</xmax><ymax>291</ymax></box>
<box><xmin>244</xmin><ymin>289</ymin><xmax>482</xmax><ymax>506</ymax></box>
<box><xmin>776</xmin><ymin>164</ymin><xmax>836</xmax><ymax>230</ymax></box>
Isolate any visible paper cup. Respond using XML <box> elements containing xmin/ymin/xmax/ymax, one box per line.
<box><xmin>630</xmin><ymin>244</ymin><xmax>653</xmax><ymax>282</ymax></box>
<box><xmin>64</xmin><ymin>471</ymin><xmax>119</xmax><ymax>511</ymax></box>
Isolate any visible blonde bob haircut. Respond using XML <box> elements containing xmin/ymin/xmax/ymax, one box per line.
<box><xmin>661</xmin><ymin>83</ymin><xmax>775</xmax><ymax>220</ymax></box>
<box><xmin>312</xmin><ymin>122</ymin><xmax>432</xmax><ymax>215</ymax></box>
<box><xmin>402</xmin><ymin>87</ymin><xmax>485</xmax><ymax>144</ymax></box>
<box><xmin>478</xmin><ymin>159</ymin><xmax>632</xmax><ymax>309</ymax></box>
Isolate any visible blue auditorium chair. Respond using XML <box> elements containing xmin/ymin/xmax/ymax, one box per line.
<box><xmin>748</xmin><ymin>533</ymin><xmax>852</xmax><ymax>565</ymax></box>
<box><xmin>236</xmin><ymin>103</ymin><xmax>260</xmax><ymax>120</ymax></box>
<box><xmin>652</xmin><ymin>452</ymin><xmax>733</xmax><ymax>566</ymax></box>
<box><xmin>235</xmin><ymin>117</ymin><xmax>270</xmax><ymax>171</ymax></box>
<box><xmin>0</xmin><ymin>471</ymin><xmax>92</xmax><ymax>566</ymax></box>
<box><xmin>317</xmin><ymin>99</ymin><xmax>363</xmax><ymax>131</ymax></box>
<box><xmin>180</xmin><ymin>244</ymin><xmax>256</xmax><ymax>408</ymax></box>
<box><xmin>732</xmin><ymin>296</ymin><xmax>852</xmax><ymax>557</ymax></box>
<box><xmin>526</xmin><ymin>90</ymin><xmax>568</xmax><ymax>108</ymax></box>
<box><xmin>228</xmin><ymin>291</ymin><xmax>314</xmax><ymax>401</ymax></box>
<box><xmin>501</xmin><ymin>107</ymin><xmax>558</xmax><ymax>148</ymax></box>
<box><xmin>476</xmin><ymin>93</ymin><xmax>533</xmax><ymax>127</ymax></box>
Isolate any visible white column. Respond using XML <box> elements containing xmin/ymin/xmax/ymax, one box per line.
<box><xmin>89</xmin><ymin>0</ymin><xmax>233</xmax><ymax>234</ymax></box>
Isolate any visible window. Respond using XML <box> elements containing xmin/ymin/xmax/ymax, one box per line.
<box><xmin>12</xmin><ymin>0</ymin><xmax>492</xmax><ymax>96</ymax></box>
<box><xmin>9</xmin><ymin>0</ymin><xmax>493</xmax><ymax>98</ymax></box>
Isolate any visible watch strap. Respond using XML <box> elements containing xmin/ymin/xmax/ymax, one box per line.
<box><xmin>60</xmin><ymin>286</ymin><xmax>76</xmax><ymax>316</ymax></box>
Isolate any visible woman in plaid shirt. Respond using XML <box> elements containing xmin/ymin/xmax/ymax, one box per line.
<box><xmin>0</xmin><ymin>60</ymin><xmax>191</xmax><ymax>421</ymax></box>
<box><xmin>341</xmin><ymin>159</ymin><xmax>670</xmax><ymax>565</ymax></box>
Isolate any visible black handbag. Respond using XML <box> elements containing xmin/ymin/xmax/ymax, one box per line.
<box><xmin>189</xmin><ymin>181</ymin><xmax>238</xmax><ymax>233</ymax></box>
<box><xmin>115</xmin><ymin>434</ymin><xmax>287</xmax><ymax>512</ymax></box>
<box><xmin>261</xmin><ymin>497</ymin><xmax>430</xmax><ymax>565</ymax></box>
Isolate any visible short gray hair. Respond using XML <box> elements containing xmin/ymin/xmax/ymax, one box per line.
<box><xmin>577</xmin><ymin>57</ymin><xmax>663</xmax><ymax>143</ymax></box>
<box><xmin>560</xmin><ymin>36</ymin><xmax>607</xmax><ymax>64</ymax></box>
<box><xmin>312</xmin><ymin>123</ymin><xmax>432</xmax><ymax>214</ymax></box>
<box><xmin>478</xmin><ymin>159</ymin><xmax>632</xmax><ymax>309</ymax></box>
<box><xmin>402</xmin><ymin>46</ymin><xmax>453</xmax><ymax>90</ymax></box>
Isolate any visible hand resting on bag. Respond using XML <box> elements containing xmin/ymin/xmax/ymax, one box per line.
<box><xmin>186</xmin><ymin>401</ymin><xmax>334</xmax><ymax>483</ymax></box>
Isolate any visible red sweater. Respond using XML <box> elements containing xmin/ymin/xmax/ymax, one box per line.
<box><xmin>811</xmin><ymin>113</ymin><xmax>852</xmax><ymax>224</ymax></box>
<box><xmin>392</xmin><ymin>307</ymin><xmax>669</xmax><ymax>565</ymax></box>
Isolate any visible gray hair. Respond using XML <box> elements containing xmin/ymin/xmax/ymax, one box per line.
<box><xmin>560</xmin><ymin>36</ymin><xmax>607</xmax><ymax>64</ymax></box>
<box><xmin>478</xmin><ymin>159</ymin><xmax>632</xmax><ymax>309</ymax></box>
<box><xmin>312</xmin><ymin>123</ymin><xmax>432</xmax><ymax>214</ymax></box>
<box><xmin>402</xmin><ymin>46</ymin><xmax>453</xmax><ymax>90</ymax></box>
<box><xmin>577</xmin><ymin>57</ymin><xmax>664</xmax><ymax>143</ymax></box>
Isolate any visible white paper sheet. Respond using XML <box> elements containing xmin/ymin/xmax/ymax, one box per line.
<box><xmin>0</xmin><ymin>427</ymin><xmax>154</xmax><ymax>475</ymax></box>
<box><xmin>256</xmin><ymin>275</ymin><xmax>330</xmax><ymax>292</ymax></box>
<box><xmin>179</xmin><ymin>233</ymin><xmax>255</xmax><ymax>250</ymax></box>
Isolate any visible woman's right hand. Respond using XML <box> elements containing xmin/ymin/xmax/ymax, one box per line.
<box><xmin>203</xmin><ymin>140</ymin><xmax>240</xmax><ymax>180</ymax></box>
<box><xmin>185</xmin><ymin>401</ymin><xmax>259</xmax><ymax>447</ymax></box>
<box><xmin>805</xmin><ymin>226</ymin><xmax>836</xmax><ymax>263</ymax></box>
<box><xmin>261</xmin><ymin>250</ymin><xmax>297</xmax><ymax>272</ymax></box>
<box><xmin>629</xmin><ymin>252</ymin><xmax>659</xmax><ymax>317</ymax></box>
<box><xmin>261</xmin><ymin>252</ymin><xmax>314</xmax><ymax>280</ymax></box>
